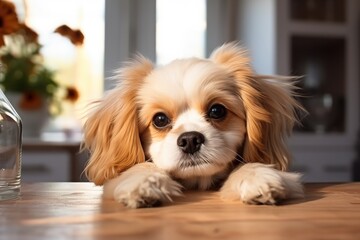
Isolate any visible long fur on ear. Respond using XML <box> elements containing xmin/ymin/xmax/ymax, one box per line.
<box><xmin>83</xmin><ymin>56</ymin><xmax>153</xmax><ymax>185</ymax></box>
<box><xmin>211</xmin><ymin>43</ymin><xmax>302</xmax><ymax>171</ymax></box>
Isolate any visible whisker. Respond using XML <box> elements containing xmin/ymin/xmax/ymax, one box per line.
<box><xmin>223</xmin><ymin>147</ymin><xmax>246</xmax><ymax>165</ymax></box>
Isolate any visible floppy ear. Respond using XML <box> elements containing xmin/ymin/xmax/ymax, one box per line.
<box><xmin>83</xmin><ymin>56</ymin><xmax>153</xmax><ymax>185</ymax></box>
<box><xmin>211</xmin><ymin>43</ymin><xmax>302</xmax><ymax>171</ymax></box>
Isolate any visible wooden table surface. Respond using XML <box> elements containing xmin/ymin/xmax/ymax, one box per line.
<box><xmin>1</xmin><ymin>182</ymin><xmax>359</xmax><ymax>240</ymax></box>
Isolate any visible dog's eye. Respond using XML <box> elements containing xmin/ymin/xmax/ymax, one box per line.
<box><xmin>152</xmin><ymin>113</ymin><xmax>170</xmax><ymax>129</ymax></box>
<box><xmin>207</xmin><ymin>104</ymin><xmax>227</xmax><ymax>120</ymax></box>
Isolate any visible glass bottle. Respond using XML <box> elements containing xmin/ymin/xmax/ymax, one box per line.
<box><xmin>0</xmin><ymin>90</ymin><xmax>22</xmax><ymax>200</ymax></box>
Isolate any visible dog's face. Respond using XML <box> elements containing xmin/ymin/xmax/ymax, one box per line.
<box><xmin>137</xmin><ymin>59</ymin><xmax>246</xmax><ymax>179</ymax></box>
<box><xmin>83</xmin><ymin>43</ymin><xmax>299</xmax><ymax>186</ymax></box>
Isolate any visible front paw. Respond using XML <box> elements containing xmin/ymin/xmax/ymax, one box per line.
<box><xmin>221</xmin><ymin>163</ymin><xmax>303</xmax><ymax>205</ymax></box>
<box><xmin>113</xmin><ymin>172</ymin><xmax>182</xmax><ymax>208</ymax></box>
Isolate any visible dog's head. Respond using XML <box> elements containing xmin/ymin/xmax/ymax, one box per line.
<box><xmin>83</xmin><ymin>43</ymin><xmax>301</xmax><ymax>185</ymax></box>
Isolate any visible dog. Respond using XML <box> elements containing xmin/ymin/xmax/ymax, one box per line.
<box><xmin>83</xmin><ymin>43</ymin><xmax>304</xmax><ymax>208</ymax></box>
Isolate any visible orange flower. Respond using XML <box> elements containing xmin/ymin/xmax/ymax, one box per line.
<box><xmin>64</xmin><ymin>86</ymin><xmax>80</xmax><ymax>102</ymax></box>
<box><xmin>54</xmin><ymin>24</ymin><xmax>71</xmax><ymax>36</ymax></box>
<box><xmin>18</xmin><ymin>23</ymin><xmax>38</xmax><ymax>43</ymax></box>
<box><xmin>0</xmin><ymin>0</ymin><xmax>20</xmax><ymax>46</ymax></box>
<box><xmin>19</xmin><ymin>91</ymin><xmax>43</xmax><ymax>110</ymax></box>
<box><xmin>69</xmin><ymin>29</ymin><xmax>84</xmax><ymax>45</ymax></box>
<box><xmin>54</xmin><ymin>24</ymin><xmax>84</xmax><ymax>46</ymax></box>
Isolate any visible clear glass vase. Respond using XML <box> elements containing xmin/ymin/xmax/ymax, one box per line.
<box><xmin>0</xmin><ymin>90</ymin><xmax>22</xmax><ymax>200</ymax></box>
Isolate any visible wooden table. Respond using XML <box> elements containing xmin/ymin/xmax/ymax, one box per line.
<box><xmin>1</xmin><ymin>183</ymin><xmax>359</xmax><ymax>239</ymax></box>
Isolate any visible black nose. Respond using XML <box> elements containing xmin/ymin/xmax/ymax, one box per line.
<box><xmin>177</xmin><ymin>131</ymin><xmax>205</xmax><ymax>154</ymax></box>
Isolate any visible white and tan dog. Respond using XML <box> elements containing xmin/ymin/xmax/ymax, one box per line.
<box><xmin>83</xmin><ymin>43</ymin><xmax>304</xmax><ymax>208</ymax></box>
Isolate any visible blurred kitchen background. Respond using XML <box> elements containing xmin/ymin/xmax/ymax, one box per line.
<box><xmin>2</xmin><ymin>0</ymin><xmax>359</xmax><ymax>182</ymax></box>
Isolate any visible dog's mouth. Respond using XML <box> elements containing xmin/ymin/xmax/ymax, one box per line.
<box><xmin>178</xmin><ymin>153</ymin><xmax>227</xmax><ymax>170</ymax></box>
<box><xmin>170</xmin><ymin>155</ymin><xmax>228</xmax><ymax>180</ymax></box>
<box><xmin>178</xmin><ymin>153</ymin><xmax>210</xmax><ymax>168</ymax></box>
<box><xmin>179</xmin><ymin>159</ymin><xmax>209</xmax><ymax>168</ymax></box>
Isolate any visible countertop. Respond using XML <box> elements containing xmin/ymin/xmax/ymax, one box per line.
<box><xmin>1</xmin><ymin>182</ymin><xmax>360</xmax><ymax>239</ymax></box>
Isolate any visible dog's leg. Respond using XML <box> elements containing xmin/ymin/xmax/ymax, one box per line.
<box><xmin>103</xmin><ymin>162</ymin><xmax>182</xmax><ymax>208</ymax></box>
<box><xmin>220</xmin><ymin>163</ymin><xmax>303</xmax><ymax>204</ymax></box>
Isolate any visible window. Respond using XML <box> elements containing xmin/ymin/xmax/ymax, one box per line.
<box><xmin>13</xmin><ymin>0</ymin><xmax>105</xmax><ymax>130</ymax></box>
<box><xmin>156</xmin><ymin>0</ymin><xmax>206</xmax><ymax>65</ymax></box>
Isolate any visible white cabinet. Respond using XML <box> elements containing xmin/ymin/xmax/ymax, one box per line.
<box><xmin>21</xmin><ymin>133</ymin><xmax>84</xmax><ymax>182</ymax></box>
<box><xmin>22</xmin><ymin>151</ymin><xmax>70</xmax><ymax>182</ymax></box>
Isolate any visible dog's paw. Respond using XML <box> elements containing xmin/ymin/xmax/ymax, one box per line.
<box><xmin>221</xmin><ymin>163</ymin><xmax>303</xmax><ymax>205</ymax></box>
<box><xmin>113</xmin><ymin>172</ymin><xmax>183</xmax><ymax>208</ymax></box>
<box><xmin>237</xmin><ymin>176</ymin><xmax>286</xmax><ymax>205</ymax></box>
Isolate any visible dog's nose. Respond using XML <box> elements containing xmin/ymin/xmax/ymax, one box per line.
<box><xmin>177</xmin><ymin>131</ymin><xmax>205</xmax><ymax>154</ymax></box>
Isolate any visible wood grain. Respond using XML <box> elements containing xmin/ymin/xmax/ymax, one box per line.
<box><xmin>0</xmin><ymin>182</ymin><xmax>359</xmax><ymax>239</ymax></box>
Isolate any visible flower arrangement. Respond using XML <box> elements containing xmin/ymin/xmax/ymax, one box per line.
<box><xmin>0</xmin><ymin>0</ymin><xmax>82</xmax><ymax>114</ymax></box>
